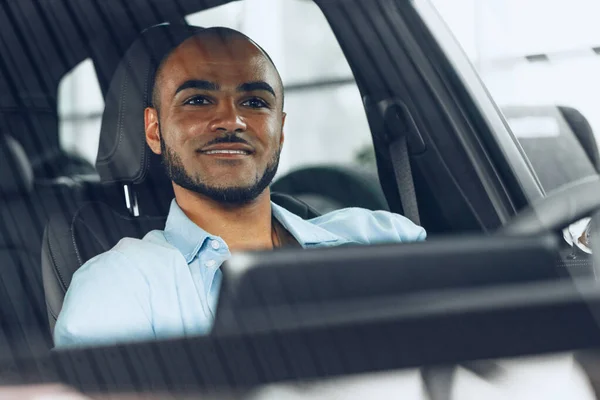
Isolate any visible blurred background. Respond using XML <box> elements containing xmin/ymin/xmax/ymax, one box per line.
<box><xmin>58</xmin><ymin>0</ymin><xmax>600</xmax><ymax>189</ymax></box>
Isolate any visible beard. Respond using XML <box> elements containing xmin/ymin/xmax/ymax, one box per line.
<box><xmin>159</xmin><ymin>133</ymin><xmax>280</xmax><ymax>206</ymax></box>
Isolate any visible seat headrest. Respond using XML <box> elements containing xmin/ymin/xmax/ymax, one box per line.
<box><xmin>96</xmin><ymin>23</ymin><xmax>203</xmax><ymax>185</ymax></box>
<box><xmin>0</xmin><ymin>134</ymin><xmax>34</xmax><ymax>195</ymax></box>
<box><xmin>557</xmin><ymin>106</ymin><xmax>600</xmax><ymax>172</ymax></box>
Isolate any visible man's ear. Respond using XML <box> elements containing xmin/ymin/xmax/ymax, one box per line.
<box><xmin>279</xmin><ymin>112</ymin><xmax>286</xmax><ymax>147</ymax></box>
<box><xmin>145</xmin><ymin>107</ymin><xmax>162</xmax><ymax>155</ymax></box>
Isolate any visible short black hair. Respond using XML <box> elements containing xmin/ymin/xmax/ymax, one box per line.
<box><xmin>151</xmin><ymin>26</ymin><xmax>284</xmax><ymax>111</ymax></box>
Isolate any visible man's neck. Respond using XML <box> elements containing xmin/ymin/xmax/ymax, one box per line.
<box><xmin>173</xmin><ymin>185</ymin><xmax>274</xmax><ymax>252</ymax></box>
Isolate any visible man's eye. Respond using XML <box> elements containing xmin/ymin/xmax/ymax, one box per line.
<box><xmin>184</xmin><ymin>96</ymin><xmax>210</xmax><ymax>106</ymax></box>
<box><xmin>242</xmin><ymin>98</ymin><xmax>268</xmax><ymax>109</ymax></box>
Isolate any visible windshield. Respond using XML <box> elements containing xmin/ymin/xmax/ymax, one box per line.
<box><xmin>429</xmin><ymin>0</ymin><xmax>600</xmax><ymax>195</ymax></box>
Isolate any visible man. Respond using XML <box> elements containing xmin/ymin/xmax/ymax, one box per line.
<box><xmin>54</xmin><ymin>26</ymin><xmax>426</xmax><ymax>348</ymax></box>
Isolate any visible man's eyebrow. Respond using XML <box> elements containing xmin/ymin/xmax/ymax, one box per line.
<box><xmin>175</xmin><ymin>80</ymin><xmax>220</xmax><ymax>95</ymax></box>
<box><xmin>237</xmin><ymin>81</ymin><xmax>276</xmax><ymax>97</ymax></box>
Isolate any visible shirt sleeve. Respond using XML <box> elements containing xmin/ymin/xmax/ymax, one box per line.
<box><xmin>53</xmin><ymin>250</ymin><xmax>155</xmax><ymax>349</ymax></box>
<box><xmin>366</xmin><ymin>210</ymin><xmax>427</xmax><ymax>243</ymax></box>
<box><xmin>308</xmin><ymin>208</ymin><xmax>427</xmax><ymax>245</ymax></box>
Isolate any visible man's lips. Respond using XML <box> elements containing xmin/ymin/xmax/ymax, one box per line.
<box><xmin>203</xmin><ymin>150</ymin><xmax>249</xmax><ymax>155</ymax></box>
<box><xmin>198</xmin><ymin>143</ymin><xmax>254</xmax><ymax>156</ymax></box>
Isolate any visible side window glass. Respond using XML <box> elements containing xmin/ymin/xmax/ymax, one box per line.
<box><xmin>57</xmin><ymin>58</ymin><xmax>104</xmax><ymax>166</ymax></box>
<box><xmin>431</xmin><ymin>0</ymin><xmax>600</xmax><ymax>194</ymax></box>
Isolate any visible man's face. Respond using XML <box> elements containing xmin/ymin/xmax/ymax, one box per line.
<box><xmin>145</xmin><ymin>34</ymin><xmax>285</xmax><ymax>205</ymax></box>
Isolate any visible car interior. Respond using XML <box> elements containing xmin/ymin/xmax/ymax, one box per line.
<box><xmin>1</xmin><ymin>0</ymin><xmax>600</xmax><ymax>397</ymax></box>
<box><xmin>0</xmin><ymin>5</ymin><xmax>394</xmax><ymax>362</ymax></box>
<box><xmin>42</xmin><ymin>24</ymin><xmax>331</xmax><ymax>336</ymax></box>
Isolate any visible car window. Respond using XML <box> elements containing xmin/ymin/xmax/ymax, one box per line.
<box><xmin>57</xmin><ymin>58</ymin><xmax>104</xmax><ymax>166</ymax></box>
<box><xmin>430</xmin><ymin>0</ymin><xmax>600</xmax><ymax>195</ymax></box>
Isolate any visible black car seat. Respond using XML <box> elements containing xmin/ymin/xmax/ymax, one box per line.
<box><xmin>501</xmin><ymin>105</ymin><xmax>598</xmax><ymax>194</ymax></box>
<box><xmin>271</xmin><ymin>165</ymin><xmax>389</xmax><ymax>214</ymax></box>
<box><xmin>0</xmin><ymin>134</ymin><xmax>68</xmax><ymax>361</ymax></box>
<box><xmin>41</xmin><ymin>24</ymin><xmax>319</xmax><ymax>335</ymax></box>
<box><xmin>29</xmin><ymin>148</ymin><xmax>97</xmax><ymax>180</ymax></box>
<box><xmin>557</xmin><ymin>105</ymin><xmax>600</xmax><ymax>172</ymax></box>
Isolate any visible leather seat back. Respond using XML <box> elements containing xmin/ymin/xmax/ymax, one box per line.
<box><xmin>557</xmin><ymin>105</ymin><xmax>600</xmax><ymax>172</ymax></box>
<box><xmin>502</xmin><ymin>105</ymin><xmax>598</xmax><ymax>194</ymax></box>
<box><xmin>0</xmin><ymin>134</ymin><xmax>54</xmax><ymax>360</ymax></box>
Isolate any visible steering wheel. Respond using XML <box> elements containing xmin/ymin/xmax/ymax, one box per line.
<box><xmin>501</xmin><ymin>177</ymin><xmax>600</xmax><ymax>236</ymax></box>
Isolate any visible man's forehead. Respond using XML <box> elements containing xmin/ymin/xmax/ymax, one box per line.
<box><xmin>160</xmin><ymin>36</ymin><xmax>277</xmax><ymax>84</ymax></box>
<box><xmin>167</xmin><ymin>35</ymin><xmax>267</xmax><ymax>70</ymax></box>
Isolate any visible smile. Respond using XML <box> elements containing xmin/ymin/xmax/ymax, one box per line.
<box><xmin>202</xmin><ymin>150</ymin><xmax>251</xmax><ymax>155</ymax></box>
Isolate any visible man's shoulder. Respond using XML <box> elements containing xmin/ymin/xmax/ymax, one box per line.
<box><xmin>309</xmin><ymin>207</ymin><xmax>426</xmax><ymax>244</ymax></box>
<box><xmin>77</xmin><ymin>229</ymin><xmax>180</xmax><ymax>275</ymax></box>
<box><xmin>112</xmin><ymin>229</ymin><xmax>177</xmax><ymax>255</ymax></box>
<box><xmin>56</xmin><ymin>233</ymin><xmax>168</xmax><ymax>348</ymax></box>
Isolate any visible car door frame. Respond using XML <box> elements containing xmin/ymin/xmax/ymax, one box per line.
<box><xmin>315</xmin><ymin>0</ymin><xmax>544</xmax><ymax>234</ymax></box>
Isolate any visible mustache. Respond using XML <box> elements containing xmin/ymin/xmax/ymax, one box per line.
<box><xmin>201</xmin><ymin>134</ymin><xmax>252</xmax><ymax>149</ymax></box>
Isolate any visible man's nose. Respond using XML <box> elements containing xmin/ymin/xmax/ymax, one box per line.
<box><xmin>209</xmin><ymin>101</ymin><xmax>247</xmax><ymax>133</ymax></box>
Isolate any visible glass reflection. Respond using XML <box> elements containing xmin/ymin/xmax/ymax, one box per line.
<box><xmin>564</xmin><ymin>218</ymin><xmax>593</xmax><ymax>255</ymax></box>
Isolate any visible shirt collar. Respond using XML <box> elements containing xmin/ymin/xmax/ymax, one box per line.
<box><xmin>164</xmin><ymin>200</ymin><xmax>213</xmax><ymax>263</ymax></box>
<box><xmin>163</xmin><ymin>199</ymin><xmax>346</xmax><ymax>261</ymax></box>
<box><xmin>271</xmin><ymin>202</ymin><xmax>345</xmax><ymax>247</ymax></box>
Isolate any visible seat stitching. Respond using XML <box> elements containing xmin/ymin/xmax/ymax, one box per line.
<box><xmin>47</xmin><ymin>224</ymin><xmax>68</xmax><ymax>293</ymax></box>
<box><xmin>70</xmin><ymin>206</ymin><xmax>116</xmax><ymax>266</ymax></box>
<box><xmin>112</xmin><ymin>65</ymin><xmax>128</xmax><ymax>170</ymax></box>
<box><xmin>95</xmin><ymin>64</ymin><xmax>128</xmax><ymax>168</ymax></box>
<box><xmin>26</xmin><ymin>230</ymin><xmax>62</xmax><ymax>327</ymax></box>
<box><xmin>70</xmin><ymin>207</ymin><xmax>84</xmax><ymax>267</ymax></box>
<box><xmin>137</xmin><ymin>60</ymin><xmax>152</xmax><ymax>183</ymax></box>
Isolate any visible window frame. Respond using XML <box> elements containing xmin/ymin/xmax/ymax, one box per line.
<box><xmin>412</xmin><ymin>0</ymin><xmax>545</xmax><ymax>206</ymax></box>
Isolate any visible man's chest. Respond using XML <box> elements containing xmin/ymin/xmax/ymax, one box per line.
<box><xmin>140</xmin><ymin>246</ymin><xmax>227</xmax><ymax>338</ymax></box>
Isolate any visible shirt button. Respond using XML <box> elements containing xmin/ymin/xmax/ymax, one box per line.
<box><xmin>205</xmin><ymin>259</ymin><xmax>217</xmax><ymax>268</ymax></box>
<box><xmin>211</xmin><ymin>240</ymin><xmax>221</xmax><ymax>250</ymax></box>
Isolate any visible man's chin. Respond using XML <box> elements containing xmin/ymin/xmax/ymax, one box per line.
<box><xmin>203</xmin><ymin>189</ymin><xmax>266</xmax><ymax>206</ymax></box>
<box><xmin>175</xmin><ymin>180</ymin><xmax>268</xmax><ymax>205</ymax></box>
<box><xmin>163</xmin><ymin>147</ymin><xmax>280</xmax><ymax>206</ymax></box>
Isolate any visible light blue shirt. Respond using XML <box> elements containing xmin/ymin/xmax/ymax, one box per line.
<box><xmin>54</xmin><ymin>200</ymin><xmax>426</xmax><ymax>348</ymax></box>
